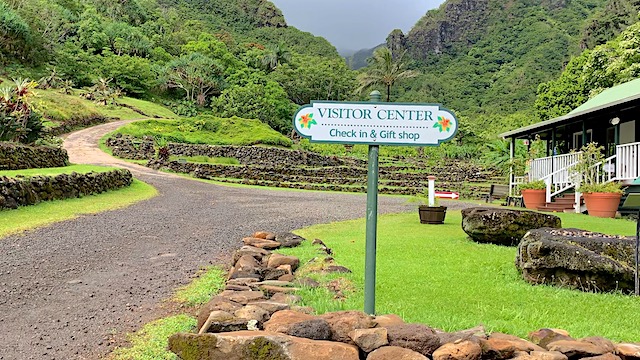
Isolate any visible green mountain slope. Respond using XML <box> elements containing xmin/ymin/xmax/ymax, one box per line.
<box><xmin>379</xmin><ymin>0</ymin><xmax>639</xmax><ymax>137</ymax></box>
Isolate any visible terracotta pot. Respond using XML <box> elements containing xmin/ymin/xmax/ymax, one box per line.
<box><xmin>521</xmin><ymin>189</ymin><xmax>546</xmax><ymax>209</ymax></box>
<box><xmin>583</xmin><ymin>192</ymin><xmax>622</xmax><ymax>218</ymax></box>
<box><xmin>418</xmin><ymin>205</ymin><xmax>447</xmax><ymax>224</ymax></box>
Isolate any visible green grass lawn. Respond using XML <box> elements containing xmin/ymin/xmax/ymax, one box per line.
<box><xmin>114</xmin><ymin>116</ymin><xmax>293</xmax><ymax>147</ymax></box>
<box><xmin>280</xmin><ymin>211</ymin><xmax>640</xmax><ymax>342</ymax></box>
<box><xmin>111</xmin><ymin>267</ymin><xmax>225</xmax><ymax>359</ymax></box>
<box><xmin>168</xmin><ymin>155</ymin><xmax>240</xmax><ymax>165</ymax></box>
<box><xmin>34</xmin><ymin>89</ymin><xmax>104</xmax><ymax>122</ymax></box>
<box><xmin>0</xmin><ymin>164</ymin><xmax>116</xmax><ymax>178</ymax></box>
<box><xmin>0</xmin><ymin>179</ymin><xmax>157</xmax><ymax>238</ymax></box>
<box><xmin>117</xmin><ymin>97</ymin><xmax>177</xmax><ymax>119</ymax></box>
<box><xmin>110</xmin><ymin>315</ymin><xmax>196</xmax><ymax>360</ymax></box>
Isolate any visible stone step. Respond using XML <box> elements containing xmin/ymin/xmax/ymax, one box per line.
<box><xmin>537</xmin><ymin>203</ymin><xmax>575</xmax><ymax>212</ymax></box>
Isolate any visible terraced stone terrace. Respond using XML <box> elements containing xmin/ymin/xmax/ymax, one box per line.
<box><xmin>107</xmin><ymin>135</ymin><xmax>503</xmax><ymax>198</ymax></box>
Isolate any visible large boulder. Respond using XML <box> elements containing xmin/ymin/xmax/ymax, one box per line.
<box><xmin>461</xmin><ymin>207</ymin><xmax>561</xmax><ymax>246</ymax></box>
<box><xmin>516</xmin><ymin>228</ymin><xmax>636</xmax><ymax>293</ymax></box>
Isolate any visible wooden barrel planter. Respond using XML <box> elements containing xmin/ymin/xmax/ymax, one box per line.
<box><xmin>419</xmin><ymin>205</ymin><xmax>447</xmax><ymax>224</ymax></box>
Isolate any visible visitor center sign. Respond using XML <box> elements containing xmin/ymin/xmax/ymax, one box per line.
<box><xmin>293</xmin><ymin>101</ymin><xmax>458</xmax><ymax>146</ymax></box>
<box><xmin>293</xmin><ymin>95</ymin><xmax>459</xmax><ymax>316</ymax></box>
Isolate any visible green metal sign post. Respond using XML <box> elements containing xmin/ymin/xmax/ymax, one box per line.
<box><xmin>365</xmin><ymin>91</ymin><xmax>381</xmax><ymax>315</ymax></box>
<box><xmin>292</xmin><ymin>92</ymin><xmax>458</xmax><ymax>315</ymax></box>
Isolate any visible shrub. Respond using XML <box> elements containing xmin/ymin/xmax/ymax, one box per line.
<box><xmin>0</xmin><ymin>78</ymin><xmax>44</xmax><ymax>144</ymax></box>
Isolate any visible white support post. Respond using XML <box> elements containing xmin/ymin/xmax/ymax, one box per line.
<box><xmin>545</xmin><ymin>178</ymin><xmax>552</xmax><ymax>203</ymax></box>
<box><xmin>509</xmin><ymin>138</ymin><xmax>515</xmax><ymax>196</ymax></box>
<box><xmin>428</xmin><ymin>176</ymin><xmax>436</xmax><ymax>207</ymax></box>
<box><xmin>574</xmin><ymin>177</ymin><xmax>581</xmax><ymax>213</ymax></box>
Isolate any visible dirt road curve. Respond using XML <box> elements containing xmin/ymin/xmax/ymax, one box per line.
<box><xmin>0</xmin><ymin>120</ymin><xmax>418</xmax><ymax>359</ymax></box>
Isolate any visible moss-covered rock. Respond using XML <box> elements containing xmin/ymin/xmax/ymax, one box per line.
<box><xmin>461</xmin><ymin>207</ymin><xmax>561</xmax><ymax>246</ymax></box>
<box><xmin>516</xmin><ymin>228</ymin><xmax>636</xmax><ymax>293</ymax></box>
<box><xmin>168</xmin><ymin>331</ymin><xmax>360</xmax><ymax>360</ymax></box>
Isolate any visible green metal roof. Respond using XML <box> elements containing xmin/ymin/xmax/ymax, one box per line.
<box><xmin>500</xmin><ymin>77</ymin><xmax>640</xmax><ymax>138</ymax></box>
<box><xmin>569</xmin><ymin>77</ymin><xmax>640</xmax><ymax>115</ymax></box>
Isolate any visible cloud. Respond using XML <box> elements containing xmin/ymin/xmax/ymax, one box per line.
<box><xmin>271</xmin><ymin>0</ymin><xmax>445</xmax><ymax>50</ymax></box>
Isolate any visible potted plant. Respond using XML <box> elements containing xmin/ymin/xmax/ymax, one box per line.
<box><xmin>575</xmin><ymin>143</ymin><xmax>624</xmax><ymax>218</ymax></box>
<box><xmin>519</xmin><ymin>180</ymin><xmax>547</xmax><ymax>209</ymax></box>
<box><xmin>413</xmin><ymin>190</ymin><xmax>447</xmax><ymax>224</ymax></box>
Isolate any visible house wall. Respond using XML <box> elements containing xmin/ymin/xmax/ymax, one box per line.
<box><xmin>620</xmin><ymin>120</ymin><xmax>635</xmax><ymax>144</ymax></box>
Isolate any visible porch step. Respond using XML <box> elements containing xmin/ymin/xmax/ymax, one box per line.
<box><xmin>537</xmin><ymin>194</ymin><xmax>584</xmax><ymax>213</ymax></box>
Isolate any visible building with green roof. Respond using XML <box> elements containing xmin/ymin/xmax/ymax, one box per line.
<box><xmin>500</xmin><ymin>78</ymin><xmax>640</xmax><ymax>212</ymax></box>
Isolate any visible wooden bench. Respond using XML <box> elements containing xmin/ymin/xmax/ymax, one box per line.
<box><xmin>484</xmin><ymin>184</ymin><xmax>524</xmax><ymax>207</ymax></box>
<box><xmin>484</xmin><ymin>184</ymin><xmax>509</xmax><ymax>203</ymax></box>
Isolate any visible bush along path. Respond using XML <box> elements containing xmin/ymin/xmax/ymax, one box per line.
<box><xmin>170</xmin><ymin>231</ymin><xmax>640</xmax><ymax>360</ymax></box>
<box><xmin>0</xmin><ymin>121</ymin><xmax>416</xmax><ymax>359</ymax></box>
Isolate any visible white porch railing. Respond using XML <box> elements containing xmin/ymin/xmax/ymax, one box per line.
<box><xmin>529</xmin><ymin>153</ymin><xmax>581</xmax><ymax>182</ymax></box>
<box><xmin>616</xmin><ymin>142</ymin><xmax>640</xmax><ymax>181</ymax></box>
<box><xmin>542</xmin><ymin>164</ymin><xmax>579</xmax><ymax>203</ymax></box>
<box><xmin>514</xmin><ymin>141</ymin><xmax>640</xmax><ymax>212</ymax></box>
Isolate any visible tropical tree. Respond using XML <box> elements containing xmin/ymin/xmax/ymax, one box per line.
<box><xmin>160</xmin><ymin>52</ymin><xmax>226</xmax><ymax>106</ymax></box>
<box><xmin>0</xmin><ymin>2</ymin><xmax>33</xmax><ymax>62</ymax></box>
<box><xmin>261</xmin><ymin>43</ymin><xmax>291</xmax><ymax>71</ymax></box>
<box><xmin>356</xmin><ymin>47</ymin><xmax>418</xmax><ymax>102</ymax></box>
<box><xmin>270</xmin><ymin>54</ymin><xmax>357</xmax><ymax>104</ymax></box>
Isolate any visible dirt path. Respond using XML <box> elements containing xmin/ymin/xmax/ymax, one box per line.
<box><xmin>0</xmin><ymin>121</ymin><xmax>432</xmax><ymax>359</ymax></box>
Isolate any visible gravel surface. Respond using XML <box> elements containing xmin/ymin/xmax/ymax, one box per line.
<box><xmin>0</xmin><ymin>120</ymin><xmax>475</xmax><ymax>359</ymax></box>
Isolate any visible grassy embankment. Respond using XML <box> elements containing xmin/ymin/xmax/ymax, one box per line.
<box><xmin>112</xmin><ymin>116</ymin><xmax>293</xmax><ymax>147</ymax></box>
<box><xmin>278</xmin><ymin>211</ymin><xmax>640</xmax><ymax>343</ymax></box>
<box><xmin>0</xmin><ymin>165</ymin><xmax>157</xmax><ymax>238</ymax></box>
<box><xmin>34</xmin><ymin>88</ymin><xmax>177</xmax><ymax>131</ymax></box>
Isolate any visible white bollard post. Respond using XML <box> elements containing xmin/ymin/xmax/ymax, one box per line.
<box><xmin>428</xmin><ymin>176</ymin><xmax>436</xmax><ymax>207</ymax></box>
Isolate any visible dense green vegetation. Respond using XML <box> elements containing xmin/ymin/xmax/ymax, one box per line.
<box><xmin>396</xmin><ymin>0</ymin><xmax>599</xmax><ymax>134</ymax></box>
<box><xmin>371</xmin><ymin>0</ymin><xmax>640</xmax><ymax>139</ymax></box>
<box><xmin>281</xmin><ymin>211</ymin><xmax>640</xmax><ymax>342</ymax></box>
<box><xmin>2</xmin><ymin>0</ymin><xmax>356</xmax><ymax>137</ymax></box>
<box><xmin>535</xmin><ymin>21</ymin><xmax>640</xmax><ymax>121</ymax></box>
<box><xmin>114</xmin><ymin>116</ymin><xmax>293</xmax><ymax>147</ymax></box>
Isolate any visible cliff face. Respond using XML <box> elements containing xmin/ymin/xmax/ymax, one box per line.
<box><xmin>252</xmin><ymin>0</ymin><xmax>287</xmax><ymax>28</ymax></box>
<box><xmin>404</xmin><ymin>0</ymin><xmax>489</xmax><ymax>59</ymax></box>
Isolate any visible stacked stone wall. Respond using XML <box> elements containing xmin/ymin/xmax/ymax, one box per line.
<box><xmin>105</xmin><ymin>135</ymin><xmax>347</xmax><ymax>167</ymax></box>
<box><xmin>0</xmin><ymin>142</ymin><xmax>69</xmax><ymax>170</ymax></box>
<box><xmin>0</xmin><ymin>169</ymin><xmax>133</xmax><ymax>210</ymax></box>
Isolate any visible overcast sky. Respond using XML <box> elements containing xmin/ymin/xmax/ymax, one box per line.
<box><xmin>270</xmin><ymin>0</ymin><xmax>445</xmax><ymax>52</ymax></box>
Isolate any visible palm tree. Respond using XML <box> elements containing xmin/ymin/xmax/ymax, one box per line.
<box><xmin>261</xmin><ymin>43</ymin><xmax>291</xmax><ymax>71</ymax></box>
<box><xmin>356</xmin><ymin>47</ymin><xmax>418</xmax><ymax>102</ymax></box>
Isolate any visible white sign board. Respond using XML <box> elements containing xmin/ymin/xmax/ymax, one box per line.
<box><xmin>293</xmin><ymin>101</ymin><xmax>458</xmax><ymax>146</ymax></box>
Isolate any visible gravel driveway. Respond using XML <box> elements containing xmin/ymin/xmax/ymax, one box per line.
<box><xmin>0</xmin><ymin>120</ymin><xmax>473</xmax><ymax>359</ymax></box>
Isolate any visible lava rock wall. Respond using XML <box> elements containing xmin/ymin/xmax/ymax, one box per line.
<box><xmin>0</xmin><ymin>142</ymin><xmax>69</xmax><ymax>170</ymax></box>
<box><xmin>0</xmin><ymin>169</ymin><xmax>133</xmax><ymax>210</ymax></box>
